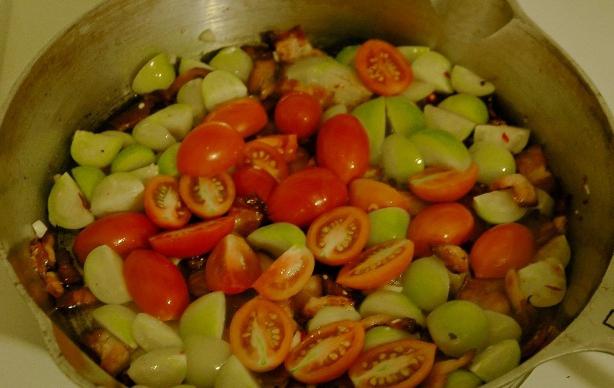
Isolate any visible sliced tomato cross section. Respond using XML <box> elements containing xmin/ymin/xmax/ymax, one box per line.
<box><xmin>254</xmin><ymin>134</ymin><xmax>299</xmax><ymax>162</ymax></box>
<box><xmin>205</xmin><ymin>234</ymin><xmax>262</xmax><ymax>294</ymax></box>
<box><xmin>178</xmin><ymin>172</ymin><xmax>235</xmax><ymax>219</ymax></box>
<box><xmin>355</xmin><ymin>39</ymin><xmax>413</xmax><ymax>96</ymax></box>
<box><xmin>253</xmin><ymin>245</ymin><xmax>315</xmax><ymax>301</ymax></box>
<box><xmin>240</xmin><ymin>140</ymin><xmax>289</xmax><ymax>181</ymax></box>
<box><xmin>144</xmin><ymin>175</ymin><xmax>191</xmax><ymax>229</ymax></box>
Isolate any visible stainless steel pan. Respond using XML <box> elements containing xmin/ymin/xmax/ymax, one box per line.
<box><xmin>1</xmin><ymin>0</ymin><xmax>612</xmax><ymax>386</ymax></box>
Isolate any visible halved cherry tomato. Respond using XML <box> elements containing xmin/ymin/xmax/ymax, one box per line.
<box><xmin>255</xmin><ymin>134</ymin><xmax>299</xmax><ymax>162</ymax></box>
<box><xmin>149</xmin><ymin>216</ymin><xmax>234</xmax><ymax>258</ymax></box>
<box><xmin>274</xmin><ymin>92</ymin><xmax>322</xmax><ymax>139</ymax></box>
<box><xmin>407</xmin><ymin>203</ymin><xmax>475</xmax><ymax>257</ymax></box>
<box><xmin>349</xmin><ymin>178</ymin><xmax>427</xmax><ymax>216</ymax></box>
<box><xmin>177</xmin><ymin>121</ymin><xmax>245</xmax><ymax>177</ymax></box>
<box><xmin>470</xmin><ymin>222</ymin><xmax>536</xmax><ymax>279</ymax></box>
<box><xmin>355</xmin><ymin>39</ymin><xmax>413</xmax><ymax>96</ymax></box>
<box><xmin>178</xmin><ymin>172</ymin><xmax>235</xmax><ymax>219</ymax></box>
<box><xmin>307</xmin><ymin>206</ymin><xmax>370</xmax><ymax>265</ymax></box>
<box><xmin>229</xmin><ymin>297</ymin><xmax>295</xmax><ymax>372</ymax></box>
<box><xmin>143</xmin><ymin>176</ymin><xmax>191</xmax><ymax>229</ymax></box>
<box><xmin>408</xmin><ymin>163</ymin><xmax>479</xmax><ymax>202</ymax></box>
<box><xmin>337</xmin><ymin>239</ymin><xmax>414</xmax><ymax>290</ymax></box>
<box><xmin>240</xmin><ymin>140</ymin><xmax>289</xmax><ymax>181</ymax></box>
<box><xmin>123</xmin><ymin>249</ymin><xmax>189</xmax><ymax>321</ymax></box>
<box><xmin>73</xmin><ymin>212</ymin><xmax>157</xmax><ymax>264</ymax></box>
<box><xmin>204</xmin><ymin>97</ymin><xmax>268</xmax><ymax>138</ymax></box>
<box><xmin>252</xmin><ymin>245</ymin><xmax>315</xmax><ymax>301</ymax></box>
<box><xmin>205</xmin><ymin>234</ymin><xmax>262</xmax><ymax>294</ymax></box>
<box><xmin>232</xmin><ymin>166</ymin><xmax>277</xmax><ymax>202</ymax></box>
<box><xmin>349</xmin><ymin>338</ymin><xmax>437</xmax><ymax>387</ymax></box>
<box><xmin>316</xmin><ymin>114</ymin><xmax>370</xmax><ymax>183</ymax></box>
<box><xmin>285</xmin><ymin>320</ymin><xmax>365</xmax><ymax>384</ymax></box>
<box><xmin>267</xmin><ymin>167</ymin><xmax>348</xmax><ymax>227</ymax></box>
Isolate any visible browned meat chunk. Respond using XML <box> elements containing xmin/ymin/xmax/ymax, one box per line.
<box><xmin>458</xmin><ymin>278</ymin><xmax>512</xmax><ymax>315</ymax></box>
<box><xmin>432</xmin><ymin>244</ymin><xmax>469</xmax><ymax>273</ymax></box>
<box><xmin>44</xmin><ymin>272</ymin><xmax>64</xmax><ymax>298</ymax></box>
<box><xmin>273</xmin><ymin>26</ymin><xmax>322</xmax><ymax>63</ymax></box>
<box><xmin>423</xmin><ymin>351</ymin><xmax>475</xmax><ymax>388</ymax></box>
<box><xmin>515</xmin><ymin>145</ymin><xmax>555</xmax><ymax>192</ymax></box>
<box><xmin>490</xmin><ymin>173</ymin><xmax>538</xmax><ymax>207</ymax></box>
<box><xmin>248</xmin><ymin>58</ymin><xmax>279</xmax><ymax>100</ymax></box>
<box><xmin>56</xmin><ymin>287</ymin><xmax>99</xmax><ymax>310</ymax></box>
<box><xmin>81</xmin><ymin>328</ymin><xmax>131</xmax><ymax>376</ymax></box>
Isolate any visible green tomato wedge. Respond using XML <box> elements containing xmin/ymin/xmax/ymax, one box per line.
<box><xmin>380</xmin><ymin>134</ymin><xmax>424</xmax><ymax>184</ymax></box>
<box><xmin>322</xmin><ymin>103</ymin><xmax>347</xmax><ymax>122</ymax></box>
<box><xmin>132</xmin><ymin>120</ymin><xmax>177</xmax><ymax>152</ymax></box>
<box><xmin>359</xmin><ymin>290</ymin><xmax>425</xmax><ymax>325</ymax></box>
<box><xmin>401</xmin><ymin>79</ymin><xmax>436</xmax><ymax>102</ymax></box>
<box><xmin>409</xmin><ymin>129</ymin><xmax>472</xmax><ymax>171</ymax></box>
<box><xmin>385</xmin><ymin>95</ymin><xmax>426</xmax><ymax>138</ymax></box>
<box><xmin>214</xmin><ymin>355</ymin><xmax>259</xmax><ymax>388</ymax></box>
<box><xmin>424</xmin><ymin>104</ymin><xmax>476</xmax><ymax>141</ymax></box>
<box><xmin>473</xmin><ymin>124</ymin><xmax>530</xmax><ymax>154</ymax></box>
<box><xmin>518</xmin><ymin>258</ymin><xmax>566</xmax><ymax>308</ymax></box>
<box><xmin>48</xmin><ymin>173</ymin><xmax>94</xmax><ymax>229</ymax></box>
<box><xmin>128</xmin><ymin>347</ymin><xmax>187</xmax><ymax>388</ymax></box>
<box><xmin>247</xmin><ymin>222</ymin><xmax>306</xmax><ymax>257</ymax></box>
<box><xmin>184</xmin><ymin>335</ymin><xmax>231</xmax><ymax>387</ymax></box>
<box><xmin>158</xmin><ymin>143</ymin><xmax>181</xmax><ymax>177</ymax></box>
<box><xmin>92</xmin><ymin>304</ymin><xmax>138</xmax><ymax>349</ymax></box>
<box><xmin>335</xmin><ymin>45</ymin><xmax>359</xmax><ymax>66</ymax></box>
<box><xmin>71</xmin><ymin>166</ymin><xmax>105</xmax><ymax>202</ymax></box>
<box><xmin>397</xmin><ymin>46</ymin><xmax>431</xmax><ymax>63</ymax></box>
<box><xmin>209</xmin><ymin>46</ymin><xmax>253</xmax><ymax>83</ymax></box>
<box><xmin>307</xmin><ymin>305</ymin><xmax>361</xmax><ymax>332</ymax></box>
<box><xmin>534</xmin><ymin>234</ymin><xmax>571</xmax><ymax>267</ymax></box>
<box><xmin>90</xmin><ymin>172</ymin><xmax>145</xmax><ymax>217</ymax></box>
<box><xmin>473</xmin><ymin>190</ymin><xmax>527</xmax><ymax>224</ymax></box>
<box><xmin>402</xmin><ymin>256</ymin><xmax>450</xmax><ymax>311</ymax></box>
<box><xmin>469</xmin><ymin>141</ymin><xmax>516</xmax><ymax>184</ymax></box>
<box><xmin>84</xmin><ymin>245</ymin><xmax>132</xmax><ymax>304</ymax></box>
<box><xmin>70</xmin><ymin>130</ymin><xmax>123</xmax><ymax>168</ymax></box>
<box><xmin>130</xmin><ymin>163</ymin><xmax>159</xmax><ymax>184</ymax></box>
<box><xmin>132</xmin><ymin>313</ymin><xmax>183</xmax><ymax>352</ymax></box>
<box><xmin>352</xmin><ymin>97</ymin><xmax>386</xmax><ymax>164</ymax></box>
<box><xmin>438</xmin><ymin>94</ymin><xmax>489</xmax><ymax>125</ymax></box>
<box><xmin>100</xmin><ymin>130</ymin><xmax>136</xmax><ymax>148</ymax></box>
<box><xmin>145</xmin><ymin>103</ymin><xmax>194</xmax><ymax>141</ymax></box>
<box><xmin>179</xmin><ymin>291</ymin><xmax>226</xmax><ymax>340</ymax></box>
<box><xmin>483</xmin><ymin>310</ymin><xmax>522</xmax><ymax>347</ymax></box>
<box><xmin>367</xmin><ymin>207</ymin><xmax>410</xmax><ymax>247</ymax></box>
<box><xmin>444</xmin><ymin>370</ymin><xmax>483</xmax><ymax>388</ymax></box>
<box><xmin>132</xmin><ymin>53</ymin><xmax>176</xmax><ymax>94</ymax></box>
<box><xmin>535</xmin><ymin>188</ymin><xmax>555</xmax><ymax>217</ymax></box>
<box><xmin>469</xmin><ymin>339</ymin><xmax>521</xmax><ymax>382</ymax></box>
<box><xmin>426</xmin><ymin>300</ymin><xmax>488</xmax><ymax>357</ymax></box>
<box><xmin>110</xmin><ymin>144</ymin><xmax>156</xmax><ymax>173</ymax></box>
<box><xmin>411</xmin><ymin>51</ymin><xmax>453</xmax><ymax>94</ymax></box>
<box><xmin>450</xmin><ymin>65</ymin><xmax>495</xmax><ymax>97</ymax></box>
<box><xmin>201</xmin><ymin>70</ymin><xmax>247</xmax><ymax>111</ymax></box>
<box><xmin>177</xmin><ymin>78</ymin><xmax>206</xmax><ymax>122</ymax></box>
<box><xmin>364</xmin><ymin>326</ymin><xmax>412</xmax><ymax>350</ymax></box>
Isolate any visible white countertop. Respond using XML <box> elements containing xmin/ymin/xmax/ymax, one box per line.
<box><xmin>1</xmin><ymin>1</ymin><xmax>613</xmax><ymax>387</ymax></box>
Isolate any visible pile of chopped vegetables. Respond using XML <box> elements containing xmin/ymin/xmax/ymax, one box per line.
<box><xmin>35</xmin><ymin>26</ymin><xmax>571</xmax><ymax>387</ymax></box>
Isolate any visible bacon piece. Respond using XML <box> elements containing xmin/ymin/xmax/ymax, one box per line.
<box><xmin>45</xmin><ymin>272</ymin><xmax>64</xmax><ymax>298</ymax></box>
<box><xmin>56</xmin><ymin>249</ymin><xmax>82</xmax><ymax>286</ymax></box>
<box><xmin>515</xmin><ymin>145</ymin><xmax>555</xmax><ymax>192</ymax></box>
<box><xmin>432</xmin><ymin>244</ymin><xmax>469</xmax><ymax>273</ymax></box>
<box><xmin>29</xmin><ymin>233</ymin><xmax>56</xmax><ymax>278</ymax></box>
<box><xmin>458</xmin><ymin>278</ymin><xmax>512</xmax><ymax>315</ymax></box>
<box><xmin>81</xmin><ymin>328</ymin><xmax>131</xmax><ymax>376</ymax></box>
<box><xmin>105</xmin><ymin>94</ymin><xmax>158</xmax><ymax>132</ymax></box>
<box><xmin>490</xmin><ymin>173</ymin><xmax>538</xmax><ymax>207</ymax></box>
<box><xmin>248</xmin><ymin>58</ymin><xmax>278</xmax><ymax>100</ymax></box>
<box><xmin>302</xmin><ymin>295</ymin><xmax>354</xmax><ymax>317</ymax></box>
<box><xmin>160</xmin><ymin>67</ymin><xmax>210</xmax><ymax>102</ymax></box>
<box><xmin>424</xmin><ymin>351</ymin><xmax>475</xmax><ymax>388</ymax></box>
<box><xmin>187</xmin><ymin>270</ymin><xmax>209</xmax><ymax>298</ymax></box>
<box><xmin>273</xmin><ymin>26</ymin><xmax>322</xmax><ymax>63</ymax></box>
<box><xmin>56</xmin><ymin>287</ymin><xmax>99</xmax><ymax>310</ymax></box>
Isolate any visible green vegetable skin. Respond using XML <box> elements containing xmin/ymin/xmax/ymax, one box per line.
<box><xmin>367</xmin><ymin>207</ymin><xmax>410</xmax><ymax>246</ymax></box>
<box><xmin>247</xmin><ymin>222</ymin><xmax>306</xmax><ymax>257</ymax></box>
<box><xmin>352</xmin><ymin>97</ymin><xmax>386</xmax><ymax>164</ymax></box>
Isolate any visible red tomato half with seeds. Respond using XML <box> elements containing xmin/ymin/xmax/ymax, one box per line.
<box><xmin>274</xmin><ymin>92</ymin><xmax>322</xmax><ymax>139</ymax></box>
<box><xmin>144</xmin><ymin>175</ymin><xmax>191</xmax><ymax>229</ymax></box>
<box><xmin>178</xmin><ymin>172</ymin><xmax>235</xmax><ymax>219</ymax></box>
<box><xmin>205</xmin><ymin>234</ymin><xmax>262</xmax><ymax>294</ymax></box>
<box><xmin>355</xmin><ymin>39</ymin><xmax>413</xmax><ymax>96</ymax></box>
<box><xmin>204</xmin><ymin>97</ymin><xmax>268</xmax><ymax>138</ymax></box>
<box><xmin>254</xmin><ymin>134</ymin><xmax>299</xmax><ymax>162</ymax></box>
<box><xmin>240</xmin><ymin>140</ymin><xmax>289</xmax><ymax>182</ymax></box>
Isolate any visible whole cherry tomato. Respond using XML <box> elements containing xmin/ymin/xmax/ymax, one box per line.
<box><xmin>232</xmin><ymin>166</ymin><xmax>277</xmax><ymax>202</ymax></box>
<box><xmin>204</xmin><ymin>97</ymin><xmax>268</xmax><ymax>138</ymax></box>
<box><xmin>274</xmin><ymin>92</ymin><xmax>322</xmax><ymax>139</ymax></box>
<box><xmin>355</xmin><ymin>39</ymin><xmax>413</xmax><ymax>96</ymax></box>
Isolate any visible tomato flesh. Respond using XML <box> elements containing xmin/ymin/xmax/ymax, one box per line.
<box><xmin>178</xmin><ymin>172</ymin><xmax>235</xmax><ymax>219</ymax></box>
<box><xmin>232</xmin><ymin>166</ymin><xmax>277</xmax><ymax>202</ymax></box>
<box><xmin>205</xmin><ymin>234</ymin><xmax>262</xmax><ymax>294</ymax></box>
<box><xmin>240</xmin><ymin>140</ymin><xmax>289</xmax><ymax>182</ymax></box>
<box><xmin>408</xmin><ymin>163</ymin><xmax>479</xmax><ymax>203</ymax></box>
<box><xmin>253</xmin><ymin>245</ymin><xmax>315</xmax><ymax>301</ymax></box>
<box><xmin>254</xmin><ymin>134</ymin><xmax>299</xmax><ymax>162</ymax></box>
<box><xmin>144</xmin><ymin>175</ymin><xmax>191</xmax><ymax>229</ymax></box>
<box><xmin>274</xmin><ymin>92</ymin><xmax>322</xmax><ymax>139</ymax></box>
<box><xmin>349</xmin><ymin>178</ymin><xmax>426</xmax><ymax>216</ymax></box>
<box><xmin>205</xmin><ymin>97</ymin><xmax>268</xmax><ymax>138</ymax></box>
<box><xmin>355</xmin><ymin>39</ymin><xmax>413</xmax><ymax>96</ymax></box>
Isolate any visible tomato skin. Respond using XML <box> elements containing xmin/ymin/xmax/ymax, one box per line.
<box><xmin>267</xmin><ymin>167</ymin><xmax>349</xmax><ymax>227</ymax></box>
<box><xmin>143</xmin><ymin>176</ymin><xmax>191</xmax><ymax>229</ymax></box>
<box><xmin>73</xmin><ymin>212</ymin><xmax>158</xmax><ymax>264</ymax></box>
<box><xmin>123</xmin><ymin>249</ymin><xmax>189</xmax><ymax>321</ymax></box>
<box><xmin>355</xmin><ymin>39</ymin><xmax>413</xmax><ymax>96</ymax></box>
<box><xmin>205</xmin><ymin>234</ymin><xmax>262</xmax><ymax>294</ymax></box>
<box><xmin>229</xmin><ymin>297</ymin><xmax>295</xmax><ymax>372</ymax></box>
<box><xmin>274</xmin><ymin>92</ymin><xmax>322</xmax><ymax>139</ymax></box>
<box><xmin>178</xmin><ymin>173</ymin><xmax>235</xmax><ymax>219</ymax></box>
<box><xmin>240</xmin><ymin>140</ymin><xmax>289</xmax><ymax>182</ymax></box>
<box><xmin>177</xmin><ymin>121</ymin><xmax>245</xmax><ymax>177</ymax></box>
<box><xmin>148</xmin><ymin>216</ymin><xmax>234</xmax><ymax>258</ymax></box>
<box><xmin>254</xmin><ymin>134</ymin><xmax>299</xmax><ymax>162</ymax></box>
<box><xmin>204</xmin><ymin>97</ymin><xmax>268</xmax><ymax>138</ymax></box>
<box><xmin>408</xmin><ymin>163</ymin><xmax>479</xmax><ymax>203</ymax></box>
<box><xmin>337</xmin><ymin>239</ymin><xmax>414</xmax><ymax>290</ymax></box>
<box><xmin>349</xmin><ymin>178</ymin><xmax>427</xmax><ymax>216</ymax></box>
<box><xmin>470</xmin><ymin>223</ymin><xmax>536</xmax><ymax>279</ymax></box>
<box><xmin>232</xmin><ymin>166</ymin><xmax>277</xmax><ymax>202</ymax></box>
<box><xmin>316</xmin><ymin>114</ymin><xmax>369</xmax><ymax>183</ymax></box>
<box><xmin>307</xmin><ymin>206</ymin><xmax>370</xmax><ymax>266</ymax></box>
<box><xmin>285</xmin><ymin>320</ymin><xmax>365</xmax><ymax>384</ymax></box>
<box><xmin>407</xmin><ymin>203</ymin><xmax>475</xmax><ymax>257</ymax></box>
<box><xmin>349</xmin><ymin>338</ymin><xmax>437</xmax><ymax>387</ymax></box>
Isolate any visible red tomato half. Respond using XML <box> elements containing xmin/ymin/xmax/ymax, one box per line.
<box><xmin>73</xmin><ymin>212</ymin><xmax>157</xmax><ymax>264</ymax></box>
<box><xmin>178</xmin><ymin>173</ymin><xmax>235</xmax><ymax>219</ymax></box>
<box><xmin>204</xmin><ymin>97</ymin><xmax>268</xmax><ymax>138</ymax></box>
<box><xmin>470</xmin><ymin>223</ymin><xmax>536</xmax><ymax>279</ymax></box>
<box><xmin>240</xmin><ymin>140</ymin><xmax>289</xmax><ymax>182</ymax></box>
<box><xmin>267</xmin><ymin>167</ymin><xmax>349</xmax><ymax>227</ymax></box>
<box><xmin>274</xmin><ymin>92</ymin><xmax>322</xmax><ymax>139</ymax></box>
<box><xmin>143</xmin><ymin>176</ymin><xmax>191</xmax><ymax>229</ymax></box>
<box><xmin>205</xmin><ymin>234</ymin><xmax>262</xmax><ymax>294</ymax></box>
<box><xmin>177</xmin><ymin>121</ymin><xmax>245</xmax><ymax>177</ymax></box>
<box><xmin>349</xmin><ymin>178</ymin><xmax>427</xmax><ymax>216</ymax></box>
<box><xmin>149</xmin><ymin>216</ymin><xmax>234</xmax><ymax>258</ymax></box>
<box><xmin>316</xmin><ymin>114</ymin><xmax>369</xmax><ymax>183</ymax></box>
<box><xmin>408</xmin><ymin>163</ymin><xmax>479</xmax><ymax>202</ymax></box>
<box><xmin>123</xmin><ymin>249</ymin><xmax>189</xmax><ymax>321</ymax></box>
<box><xmin>407</xmin><ymin>203</ymin><xmax>475</xmax><ymax>257</ymax></box>
<box><xmin>355</xmin><ymin>39</ymin><xmax>413</xmax><ymax>96</ymax></box>
<box><xmin>232</xmin><ymin>166</ymin><xmax>277</xmax><ymax>202</ymax></box>
<box><xmin>255</xmin><ymin>134</ymin><xmax>299</xmax><ymax>162</ymax></box>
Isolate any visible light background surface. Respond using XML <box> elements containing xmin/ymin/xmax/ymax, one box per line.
<box><xmin>0</xmin><ymin>0</ymin><xmax>613</xmax><ymax>387</ymax></box>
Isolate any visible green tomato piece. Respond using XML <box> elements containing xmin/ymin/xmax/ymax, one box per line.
<box><xmin>352</xmin><ymin>97</ymin><xmax>386</xmax><ymax>164</ymax></box>
<box><xmin>92</xmin><ymin>304</ymin><xmax>137</xmax><ymax>349</ymax></box>
<box><xmin>100</xmin><ymin>130</ymin><xmax>136</xmax><ymax>148</ymax></box>
<box><xmin>483</xmin><ymin>310</ymin><xmax>522</xmax><ymax>347</ymax></box>
<box><xmin>70</xmin><ymin>130</ymin><xmax>123</xmax><ymax>168</ymax></box>
<box><xmin>444</xmin><ymin>369</ymin><xmax>483</xmax><ymax>388</ymax></box>
<box><xmin>128</xmin><ymin>347</ymin><xmax>187</xmax><ymax>388</ymax></box>
<box><xmin>132</xmin><ymin>53</ymin><xmax>176</xmax><ymax>94</ymax></box>
<box><xmin>424</xmin><ymin>104</ymin><xmax>476</xmax><ymax>141</ymax></box>
<box><xmin>48</xmin><ymin>173</ymin><xmax>94</xmax><ymax>229</ymax></box>
<box><xmin>385</xmin><ymin>95</ymin><xmax>426</xmax><ymax>138</ymax></box>
<box><xmin>111</xmin><ymin>144</ymin><xmax>156</xmax><ymax>173</ymax></box>
<box><xmin>179</xmin><ymin>57</ymin><xmax>212</xmax><ymax>75</ymax></box>
<box><xmin>426</xmin><ymin>300</ymin><xmax>488</xmax><ymax>357</ymax></box>
<box><xmin>535</xmin><ymin>188</ymin><xmax>555</xmax><ymax>217</ymax></box>
<box><xmin>201</xmin><ymin>70</ymin><xmax>247</xmax><ymax>111</ymax></box>
<box><xmin>450</xmin><ymin>65</ymin><xmax>495</xmax><ymax>97</ymax></box>
<box><xmin>402</xmin><ymin>256</ymin><xmax>450</xmax><ymax>311</ymax></box>
<box><xmin>214</xmin><ymin>355</ymin><xmax>259</xmax><ymax>388</ymax></box>
<box><xmin>84</xmin><ymin>245</ymin><xmax>132</xmax><ymax>304</ymax></box>
<box><xmin>307</xmin><ymin>306</ymin><xmax>361</xmax><ymax>332</ymax></box>
<box><xmin>335</xmin><ymin>45</ymin><xmax>359</xmax><ymax>66</ymax></box>
<box><xmin>210</xmin><ymin>46</ymin><xmax>253</xmax><ymax>83</ymax></box>
<box><xmin>132</xmin><ymin>120</ymin><xmax>177</xmax><ymax>152</ymax></box>
<box><xmin>146</xmin><ymin>103</ymin><xmax>194</xmax><ymax>141</ymax></box>
<box><xmin>130</xmin><ymin>163</ymin><xmax>159</xmax><ymax>183</ymax></box>
<box><xmin>534</xmin><ymin>234</ymin><xmax>571</xmax><ymax>268</ymax></box>
<box><xmin>364</xmin><ymin>326</ymin><xmax>412</xmax><ymax>350</ymax></box>
<box><xmin>410</xmin><ymin>129</ymin><xmax>472</xmax><ymax>171</ymax></box>
<box><xmin>367</xmin><ymin>207</ymin><xmax>410</xmax><ymax>247</ymax></box>
<box><xmin>438</xmin><ymin>94</ymin><xmax>489</xmax><ymax>125</ymax></box>
<box><xmin>158</xmin><ymin>143</ymin><xmax>181</xmax><ymax>177</ymax></box>
<box><xmin>411</xmin><ymin>51</ymin><xmax>453</xmax><ymax>93</ymax></box>
<box><xmin>473</xmin><ymin>124</ymin><xmax>531</xmax><ymax>154</ymax></box>
<box><xmin>71</xmin><ymin>166</ymin><xmax>105</xmax><ymax>202</ymax></box>
<box><xmin>380</xmin><ymin>134</ymin><xmax>424</xmax><ymax>184</ymax></box>
<box><xmin>397</xmin><ymin>46</ymin><xmax>431</xmax><ymax>62</ymax></box>
<box><xmin>184</xmin><ymin>336</ymin><xmax>231</xmax><ymax>387</ymax></box>
<box><xmin>179</xmin><ymin>291</ymin><xmax>226</xmax><ymax>340</ymax></box>
<box><xmin>359</xmin><ymin>290</ymin><xmax>425</xmax><ymax>325</ymax></box>
<box><xmin>247</xmin><ymin>222</ymin><xmax>306</xmax><ymax>257</ymax></box>
<box><xmin>322</xmin><ymin>103</ymin><xmax>348</xmax><ymax>122</ymax></box>
<box><xmin>469</xmin><ymin>339</ymin><xmax>521</xmax><ymax>382</ymax></box>
<box><xmin>401</xmin><ymin>80</ymin><xmax>436</xmax><ymax>102</ymax></box>
<box><xmin>518</xmin><ymin>258</ymin><xmax>566</xmax><ymax>308</ymax></box>
<box><xmin>177</xmin><ymin>78</ymin><xmax>206</xmax><ymax>122</ymax></box>
<box><xmin>469</xmin><ymin>141</ymin><xmax>516</xmax><ymax>184</ymax></box>
<box><xmin>132</xmin><ymin>313</ymin><xmax>183</xmax><ymax>352</ymax></box>
<box><xmin>90</xmin><ymin>172</ymin><xmax>145</xmax><ymax>217</ymax></box>
<box><xmin>473</xmin><ymin>190</ymin><xmax>527</xmax><ymax>225</ymax></box>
